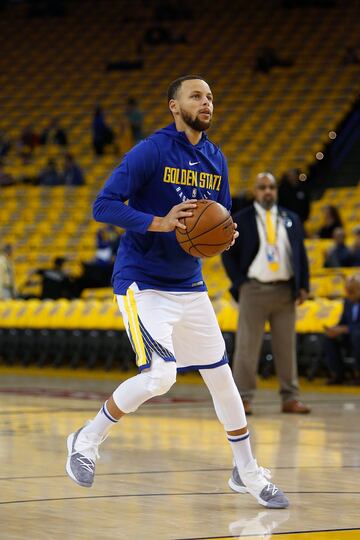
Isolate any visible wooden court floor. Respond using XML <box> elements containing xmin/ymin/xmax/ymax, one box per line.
<box><xmin>0</xmin><ymin>367</ymin><xmax>359</xmax><ymax>540</ymax></box>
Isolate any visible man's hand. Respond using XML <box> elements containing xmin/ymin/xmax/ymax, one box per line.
<box><xmin>295</xmin><ymin>288</ymin><xmax>308</xmax><ymax>306</ymax></box>
<box><xmin>324</xmin><ymin>325</ymin><xmax>349</xmax><ymax>338</ymax></box>
<box><xmin>226</xmin><ymin>222</ymin><xmax>239</xmax><ymax>250</ymax></box>
<box><xmin>148</xmin><ymin>200</ymin><xmax>198</xmax><ymax>232</ymax></box>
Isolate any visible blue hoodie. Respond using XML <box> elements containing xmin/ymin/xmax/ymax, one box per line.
<box><xmin>93</xmin><ymin>123</ymin><xmax>231</xmax><ymax>294</ymax></box>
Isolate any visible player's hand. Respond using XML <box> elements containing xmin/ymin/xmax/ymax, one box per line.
<box><xmin>226</xmin><ymin>222</ymin><xmax>239</xmax><ymax>249</ymax></box>
<box><xmin>148</xmin><ymin>200</ymin><xmax>198</xmax><ymax>232</ymax></box>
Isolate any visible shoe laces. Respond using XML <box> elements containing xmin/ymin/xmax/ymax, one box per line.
<box><xmin>258</xmin><ymin>467</ymin><xmax>279</xmax><ymax>496</ymax></box>
<box><xmin>73</xmin><ymin>432</ymin><xmax>108</xmax><ymax>462</ymax></box>
<box><xmin>253</xmin><ymin>465</ymin><xmax>278</xmax><ymax>495</ymax></box>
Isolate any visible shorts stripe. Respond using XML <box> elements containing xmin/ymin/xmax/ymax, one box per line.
<box><xmin>124</xmin><ymin>289</ymin><xmax>147</xmax><ymax>368</ymax></box>
<box><xmin>139</xmin><ymin>319</ymin><xmax>175</xmax><ymax>361</ymax></box>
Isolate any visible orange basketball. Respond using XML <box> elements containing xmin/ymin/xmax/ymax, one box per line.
<box><xmin>176</xmin><ymin>199</ymin><xmax>234</xmax><ymax>258</ymax></box>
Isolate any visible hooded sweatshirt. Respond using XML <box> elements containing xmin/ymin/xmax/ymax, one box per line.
<box><xmin>93</xmin><ymin>123</ymin><xmax>231</xmax><ymax>294</ymax></box>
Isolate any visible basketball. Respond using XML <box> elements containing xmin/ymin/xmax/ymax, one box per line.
<box><xmin>176</xmin><ymin>199</ymin><xmax>234</xmax><ymax>258</ymax></box>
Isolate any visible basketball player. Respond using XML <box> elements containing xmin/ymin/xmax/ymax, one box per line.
<box><xmin>66</xmin><ymin>75</ymin><xmax>289</xmax><ymax>509</ymax></box>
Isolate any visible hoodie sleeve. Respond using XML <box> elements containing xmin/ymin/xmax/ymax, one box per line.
<box><xmin>217</xmin><ymin>152</ymin><xmax>232</xmax><ymax>212</ymax></box>
<box><xmin>93</xmin><ymin>139</ymin><xmax>159</xmax><ymax>233</ymax></box>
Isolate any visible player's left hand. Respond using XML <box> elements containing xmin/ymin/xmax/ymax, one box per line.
<box><xmin>226</xmin><ymin>222</ymin><xmax>239</xmax><ymax>250</ymax></box>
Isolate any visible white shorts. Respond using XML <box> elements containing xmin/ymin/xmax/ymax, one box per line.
<box><xmin>116</xmin><ymin>282</ymin><xmax>227</xmax><ymax>372</ymax></box>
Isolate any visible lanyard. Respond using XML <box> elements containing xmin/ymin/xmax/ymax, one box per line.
<box><xmin>256</xmin><ymin>210</ymin><xmax>280</xmax><ymax>244</ymax></box>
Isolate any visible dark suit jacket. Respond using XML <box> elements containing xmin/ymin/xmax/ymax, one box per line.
<box><xmin>339</xmin><ymin>299</ymin><xmax>360</xmax><ymax>332</ymax></box>
<box><xmin>222</xmin><ymin>205</ymin><xmax>310</xmax><ymax>302</ymax></box>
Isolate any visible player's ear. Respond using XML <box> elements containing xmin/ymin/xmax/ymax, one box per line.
<box><xmin>169</xmin><ymin>99</ymin><xmax>178</xmax><ymax>115</ymax></box>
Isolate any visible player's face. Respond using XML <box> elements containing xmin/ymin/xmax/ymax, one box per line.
<box><xmin>173</xmin><ymin>79</ymin><xmax>213</xmax><ymax>131</ymax></box>
<box><xmin>254</xmin><ymin>175</ymin><xmax>278</xmax><ymax>209</ymax></box>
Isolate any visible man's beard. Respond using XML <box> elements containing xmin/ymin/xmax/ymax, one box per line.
<box><xmin>259</xmin><ymin>199</ymin><xmax>275</xmax><ymax>210</ymax></box>
<box><xmin>180</xmin><ymin>108</ymin><xmax>212</xmax><ymax>131</ymax></box>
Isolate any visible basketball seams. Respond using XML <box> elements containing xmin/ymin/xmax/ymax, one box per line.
<box><xmin>175</xmin><ymin>199</ymin><xmax>234</xmax><ymax>258</ymax></box>
<box><xmin>185</xmin><ymin>200</ymin><xmax>216</xmax><ymax>234</ymax></box>
<box><xmin>178</xmin><ymin>215</ymin><xmax>233</xmax><ymax>244</ymax></box>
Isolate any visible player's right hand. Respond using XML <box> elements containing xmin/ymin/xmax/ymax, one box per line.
<box><xmin>148</xmin><ymin>200</ymin><xmax>198</xmax><ymax>232</ymax></box>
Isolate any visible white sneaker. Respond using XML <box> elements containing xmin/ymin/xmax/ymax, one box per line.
<box><xmin>66</xmin><ymin>424</ymin><xmax>107</xmax><ymax>487</ymax></box>
<box><xmin>228</xmin><ymin>459</ymin><xmax>289</xmax><ymax>509</ymax></box>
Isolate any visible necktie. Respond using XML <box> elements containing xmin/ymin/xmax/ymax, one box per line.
<box><xmin>265</xmin><ymin>210</ymin><xmax>279</xmax><ymax>271</ymax></box>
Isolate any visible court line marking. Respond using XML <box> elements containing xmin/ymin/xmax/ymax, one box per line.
<box><xmin>0</xmin><ymin>464</ymin><xmax>359</xmax><ymax>481</ymax></box>
<box><xmin>1</xmin><ymin>491</ymin><xmax>360</xmax><ymax>506</ymax></box>
<box><xmin>173</xmin><ymin>528</ymin><xmax>360</xmax><ymax>540</ymax></box>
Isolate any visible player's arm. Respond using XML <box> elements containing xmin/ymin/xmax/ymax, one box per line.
<box><xmin>93</xmin><ymin>140</ymin><xmax>158</xmax><ymax>234</ymax></box>
<box><xmin>216</xmin><ymin>153</ymin><xmax>238</xmax><ymax>247</ymax></box>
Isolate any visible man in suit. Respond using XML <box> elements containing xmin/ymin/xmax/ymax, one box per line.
<box><xmin>222</xmin><ymin>172</ymin><xmax>311</xmax><ymax>414</ymax></box>
<box><xmin>323</xmin><ymin>274</ymin><xmax>360</xmax><ymax>384</ymax></box>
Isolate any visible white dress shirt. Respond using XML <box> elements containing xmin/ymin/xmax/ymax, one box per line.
<box><xmin>248</xmin><ymin>202</ymin><xmax>294</xmax><ymax>282</ymax></box>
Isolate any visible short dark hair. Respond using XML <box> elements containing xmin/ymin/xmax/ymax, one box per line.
<box><xmin>167</xmin><ymin>75</ymin><xmax>207</xmax><ymax>102</ymax></box>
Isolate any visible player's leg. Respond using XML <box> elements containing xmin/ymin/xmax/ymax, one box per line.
<box><xmin>66</xmin><ymin>285</ymin><xmax>179</xmax><ymax>487</ymax></box>
<box><xmin>200</xmin><ymin>364</ymin><xmax>289</xmax><ymax>509</ymax></box>
<box><xmin>173</xmin><ymin>292</ymin><xmax>288</xmax><ymax>508</ymax></box>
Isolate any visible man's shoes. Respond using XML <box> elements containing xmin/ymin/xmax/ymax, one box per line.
<box><xmin>228</xmin><ymin>460</ymin><xmax>289</xmax><ymax>509</ymax></box>
<box><xmin>242</xmin><ymin>399</ymin><xmax>253</xmax><ymax>415</ymax></box>
<box><xmin>66</xmin><ymin>425</ymin><xmax>107</xmax><ymax>487</ymax></box>
<box><xmin>282</xmin><ymin>399</ymin><xmax>311</xmax><ymax>414</ymax></box>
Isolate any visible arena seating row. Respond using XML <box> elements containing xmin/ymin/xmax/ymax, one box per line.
<box><xmin>0</xmin><ymin>0</ymin><xmax>359</xmax><ymax>190</ymax></box>
<box><xmin>0</xmin><ymin>297</ymin><xmax>343</xmax><ymax>333</ymax></box>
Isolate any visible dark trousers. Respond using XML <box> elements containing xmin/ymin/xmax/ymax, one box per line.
<box><xmin>323</xmin><ymin>329</ymin><xmax>360</xmax><ymax>380</ymax></box>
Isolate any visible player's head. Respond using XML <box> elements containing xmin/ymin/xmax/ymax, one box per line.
<box><xmin>254</xmin><ymin>172</ymin><xmax>277</xmax><ymax>210</ymax></box>
<box><xmin>345</xmin><ymin>274</ymin><xmax>360</xmax><ymax>302</ymax></box>
<box><xmin>167</xmin><ymin>75</ymin><xmax>213</xmax><ymax>132</ymax></box>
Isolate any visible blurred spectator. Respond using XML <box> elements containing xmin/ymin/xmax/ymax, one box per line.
<box><xmin>18</xmin><ymin>125</ymin><xmax>40</xmax><ymax>163</ymax></box>
<box><xmin>255</xmin><ymin>47</ymin><xmax>294</xmax><ymax>74</ymax></box>
<box><xmin>38</xmin><ymin>158</ymin><xmax>62</xmax><ymax>186</ymax></box>
<box><xmin>350</xmin><ymin>226</ymin><xmax>360</xmax><ymax>266</ymax></box>
<box><xmin>92</xmin><ymin>105</ymin><xmax>115</xmax><ymax>156</ymax></box>
<box><xmin>95</xmin><ymin>225</ymin><xmax>121</xmax><ymax>265</ymax></box>
<box><xmin>278</xmin><ymin>168</ymin><xmax>310</xmax><ymax>223</ymax></box>
<box><xmin>0</xmin><ymin>162</ymin><xmax>16</xmax><ymax>187</ymax></box>
<box><xmin>341</xmin><ymin>46</ymin><xmax>360</xmax><ymax>66</ymax></box>
<box><xmin>125</xmin><ymin>97</ymin><xmax>144</xmax><ymax>144</ymax></box>
<box><xmin>0</xmin><ymin>130</ymin><xmax>11</xmax><ymax>158</ymax></box>
<box><xmin>316</xmin><ymin>204</ymin><xmax>343</xmax><ymax>239</ymax></box>
<box><xmin>40</xmin><ymin>118</ymin><xmax>68</xmax><ymax>147</ymax></box>
<box><xmin>0</xmin><ymin>244</ymin><xmax>16</xmax><ymax>299</ymax></box>
<box><xmin>324</xmin><ymin>227</ymin><xmax>353</xmax><ymax>268</ymax></box>
<box><xmin>63</xmin><ymin>153</ymin><xmax>85</xmax><ymax>186</ymax></box>
<box><xmin>26</xmin><ymin>257</ymin><xmax>73</xmax><ymax>299</ymax></box>
<box><xmin>323</xmin><ymin>274</ymin><xmax>360</xmax><ymax>385</ymax></box>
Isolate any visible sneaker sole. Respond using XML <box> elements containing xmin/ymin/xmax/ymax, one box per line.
<box><xmin>66</xmin><ymin>433</ymin><xmax>92</xmax><ymax>488</ymax></box>
<box><xmin>228</xmin><ymin>478</ymin><xmax>289</xmax><ymax>509</ymax></box>
<box><xmin>228</xmin><ymin>477</ymin><xmax>248</xmax><ymax>494</ymax></box>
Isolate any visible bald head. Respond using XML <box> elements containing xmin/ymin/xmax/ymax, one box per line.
<box><xmin>253</xmin><ymin>172</ymin><xmax>277</xmax><ymax>210</ymax></box>
<box><xmin>345</xmin><ymin>274</ymin><xmax>360</xmax><ymax>302</ymax></box>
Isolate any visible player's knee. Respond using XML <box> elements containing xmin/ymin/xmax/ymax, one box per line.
<box><xmin>146</xmin><ymin>361</ymin><xmax>176</xmax><ymax>396</ymax></box>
